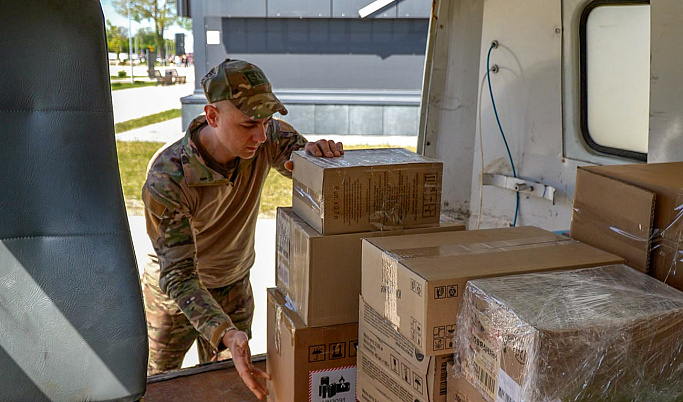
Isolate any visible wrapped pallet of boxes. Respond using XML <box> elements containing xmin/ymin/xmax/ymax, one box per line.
<box><xmin>291</xmin><ymin>148</ymin><xmax>443</xmax><ymax>235</ymax></box>
<box><xmin>454</xmin><ymin>265</ymin><xmax>683</xmax><ymax>402</ymax></box>
<box><xmin>275</xmin><ymin>207</ymin><xmax>465</xmax><ymax>327</ymax></box>
<box><xmin>361</xmin><ymin>226</ymin><xmax>623</xmax><ymax>357</ymax></box>
<box><xmin>570</xmin><ymin>162</ymin><xmax>683</xmax><ymax>290</ymax></box>
<box><xmin>357</xmin><ymin>294</ymin><xmax>452</xmax><ymax>402</ymax></box>
<box><xmin>266</xmin><ymin>288</ymin><xmax>358</xmax><ymax>402</ymax></box>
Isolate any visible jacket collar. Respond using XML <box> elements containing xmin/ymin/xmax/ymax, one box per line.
<box><xmin>180</xmin><ymin>116</ymin><xmax>233</xmax><ymax>186</ymax></box>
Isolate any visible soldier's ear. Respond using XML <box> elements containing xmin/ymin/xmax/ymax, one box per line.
<box><xmin>204</xmin><ymin>104</ymin><xmax>219</xmax><ymax>127</ymax></box>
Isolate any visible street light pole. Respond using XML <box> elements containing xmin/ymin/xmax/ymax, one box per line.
<box><xmin>127</xmin><ymin>0</ymin><xmax>134</xmax><ymax>83</ymax></box>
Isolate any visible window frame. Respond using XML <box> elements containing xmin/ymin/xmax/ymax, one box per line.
<box><xmin>579</xmin><ymin>0</ymin><xmax>650</xmax><ymax>162</ymax></box>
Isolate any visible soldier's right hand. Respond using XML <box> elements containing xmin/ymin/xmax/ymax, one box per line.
<box><xmin>222</xmin><ymin>329</ymin><xmax>271</xmax><ymax>400</ymax></box>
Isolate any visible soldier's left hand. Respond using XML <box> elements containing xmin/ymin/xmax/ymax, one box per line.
<box><xmin>284</xmin><ymin>139</ymin><xmax>344</xmax><ymax>171</ymax></box>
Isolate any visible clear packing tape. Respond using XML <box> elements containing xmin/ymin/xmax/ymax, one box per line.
<box><xmin>571</xmin><ymin>193</ymin><xmax>683</xmax><ymax>291</ymax></box>
<box><xmin>453</xmin><ymin>265</ymin><xmax>683</xmax><ymax>402</ymax></box>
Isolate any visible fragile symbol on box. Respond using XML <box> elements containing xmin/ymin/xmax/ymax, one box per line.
<box><xmin>309</xmin><ymin>345</ymin><xmax>326</xmax><ymax>362</ymax></box>
<box><xmin>411</xmin><ymin>279</ymin><xmax>423</xmax><ymax>296</ymax></box>
<box><xmin>329</xmin><ymin>342</ymin><xmax>346</xmax><ymax>360</ymax></box>
<box><xmin>434</xmin><ymin>326</ymin><xmax>445</xmax><ymax>338</ymax></box>
<box><xmin>434</xmin><ymin>286</ymin><xmax>447</xmax><ymax>299</ymax></box>
<box><xmin>411</xmin><ymin>317</ymin><xmax>423</xmax><ymax>346</ymax></box>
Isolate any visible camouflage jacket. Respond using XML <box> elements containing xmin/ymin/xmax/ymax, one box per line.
<box><xmin>142</xmin><ymin>115</ymin><xmax>307</xmax><ymax>350</ymax></box>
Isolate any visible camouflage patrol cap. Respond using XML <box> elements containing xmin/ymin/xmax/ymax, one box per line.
<box><xmin>201</xmin><ymin>59</ymin><xmax>288</xmax><ymax>119</ymax></box>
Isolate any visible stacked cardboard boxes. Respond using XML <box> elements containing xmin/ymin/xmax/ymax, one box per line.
<box><xmin>357</xmin><ymin>226</ymin><xmax>623</xmax><ymax>402</ymax></box>
<box><xmin>267</xmin><ymin>148</ymin><xmax>465</xmax><ymax>402</ymax></box>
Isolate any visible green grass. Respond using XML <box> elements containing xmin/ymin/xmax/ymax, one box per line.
<box><xmin>117</xmin><ymin>141</ymin><xmax>165</xmax><ymax>202</ymax></box>
<box><xmin>110</xmin><ymin>75</ymin><xmax>148</xmax><ymax>80</ymax></box>
<box><xmin>116</xmin><ymin>141</ymin><xmax>416</xmax><ymax>217</ymax></box>
<box><xmin>111</xmin><ymin>81</ymin><xmax>157</xmax><ymax>91</ymax></box>
<box><xmin>115</xmin><ymin>109</ymin><xmax>182</xmax><ymax>134</ymax></box>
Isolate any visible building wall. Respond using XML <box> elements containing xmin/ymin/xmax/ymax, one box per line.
<box><xmin>182</xmin><ymin>0</ymin><xmax>431</xmax><ymax>136</ymax></box>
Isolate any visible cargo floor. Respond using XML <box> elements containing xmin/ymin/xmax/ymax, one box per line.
<box><xmin>144</xmin><ymin>355</ymin><xmax>266</xmax><ymax>401</ymax></box>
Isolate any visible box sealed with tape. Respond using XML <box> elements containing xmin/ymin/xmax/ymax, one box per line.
<box><xmin>276</xmin><ymin>207</ymin><xmax>464</xmax><ymax>327</ymax></box>
<box><xmin>291</xmin><ymin>148</ymin><xmax>443</xmax><ymax>235</ymax></box>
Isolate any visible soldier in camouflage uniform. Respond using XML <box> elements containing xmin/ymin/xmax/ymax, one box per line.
<box><xmin>142</xmin><ymin>59</ymin><xmax>343</xmax><ymax>400</ymax></box>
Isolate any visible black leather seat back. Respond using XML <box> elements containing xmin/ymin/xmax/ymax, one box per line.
<box><xmin>0</xmin><ymin>2</ymin><xmax>147</xmax><ymax>400</ymax></box>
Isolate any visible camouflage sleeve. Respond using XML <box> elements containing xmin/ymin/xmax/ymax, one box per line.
<box><xmin>267</xmin><ymin>117</ymin><xmax>308</xmax><ymax>178</ymax></box>
<box><xmin>143</xmin><ymin>180</ymin><xmax>236</xmax><ymax>351</ymax></box>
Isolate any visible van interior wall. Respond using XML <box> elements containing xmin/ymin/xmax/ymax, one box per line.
<box><xmin>422</xmin><ymin>0</ymin><xmax>683</xmax><ymax>231</ymax></box>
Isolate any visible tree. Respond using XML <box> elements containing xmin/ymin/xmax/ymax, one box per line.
<box><xmin>106</xmin><ymin>20</ymin><xmax>128</xmax><ymax>61</ymax></box>
<box><xmin>177</xmin><ymin>17</ymin><xmax>192</xmax><ymax>32</ymax></box>
<box><xmin>113</xmin><ymin>0</ymin><xmax>176</xmax><ymax>61</ymax></box>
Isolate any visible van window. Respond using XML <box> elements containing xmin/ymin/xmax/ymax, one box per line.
<box><xmin>580</xmin><ymin>2</ymin><xmax>650</xmax><ymax>160</ymax></box>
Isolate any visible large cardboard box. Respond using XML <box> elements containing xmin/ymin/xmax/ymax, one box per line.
<box><xmin>570</xmin><ymin>162</ymin><xmax>683</xmax><ymax>290</ymax></box>
<box><xmin>361</xmin><ymin>226</ymin><xmax>623</xmax><ymax>356</ymax></box>
<box><xmin>447</xmin><ymin>363</ymin><xmax>485</xmax><ymax>402</ymax></box>
<box><xmin>291</xmin><ymin>148</ymin><xmax>443</xmax><ymax>235</ymax></box>
<box><xmin>358</xmin><ymin>295</ymin><xmax>451</xmax><ymax>402</ymax></box>
<box><xmin>266</xmin><ymin>289</ymin><xmax>358</xmax><ymax>402</ymax></box>
<box><xmin>276</xmin><ymin>207</ymin><xmax>465</xmax><ymax>327</ymax></box>
<box><xmin>455</xmin><ymin>265</ymin><xmax>683</xmax><ymax>401</ymax></box>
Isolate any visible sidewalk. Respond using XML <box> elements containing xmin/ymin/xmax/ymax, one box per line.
<box><xmin>116</xmin><ymin>117</ymin><xmax>418</xmax><ymax>148</ymax></box>
<box><xmin>112</xmin><ymin>83</ymin><xmax>195</xmax><ymax>124</ymax></box>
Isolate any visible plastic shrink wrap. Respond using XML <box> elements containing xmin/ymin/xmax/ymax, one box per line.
<box><xmin>454</xmin><ymin>265</ymin><xmax>683</xmax><ymax>402</ymax></box>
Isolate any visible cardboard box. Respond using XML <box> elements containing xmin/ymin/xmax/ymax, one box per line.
<box><xmin>358</xmin><ymin>295</ymin><xmax>451</xmax><ymax>402</ymax></box>
<box><xmin>455</xmin><ymin>265</ymin><xmax>683</xmax><ymax>401</ymax></box>
<box><xmin>447</xmin><ymin>363</ymin><xmax>485</xmax><ymax>402</ymax></box>
<box><xmin>361</xmin><ymin>226</ymin><xmax>623</xmax><ymax>356</ymax></box>
<box><xmin>570</xmin><ymin>162</ymin><xmax>683</xmax><ymax>290</ymax></box>
<box><xmin>291</xmin><ymin>148</ymin><xmax>443</xmax><ymax>235</ymax></box>
<box><xmin>276</xmin><ymin>207</ymin><xmax>465</xmax><ymax>327</ymax></box>
<box><xmin>266</xmin><ymin>288</ymin><xmax>358</xmax><ymax>402</ymax></box>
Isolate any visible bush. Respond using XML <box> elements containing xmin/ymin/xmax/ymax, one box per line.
<box><xmin>117</xmin><ymin>70</ymin><xmax>128</xmax><ymax>78</ymax></box>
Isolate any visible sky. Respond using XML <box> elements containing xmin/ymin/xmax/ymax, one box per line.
<box><xmin>100</xmin><ymin>0</ymin><xmax>193</xmax><ymax>51</ymax></box>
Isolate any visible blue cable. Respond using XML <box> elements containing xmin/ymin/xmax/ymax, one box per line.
<box><xmin>486</xmin><ymin>42</ymin><xmax>519</xmax><ymax>227</ymax></box>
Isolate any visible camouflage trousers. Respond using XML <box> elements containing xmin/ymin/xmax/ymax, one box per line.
<box><xmin>141</xmin><ymin>262</ymin><xmax>254</xmax><ymax>375</ymax></box>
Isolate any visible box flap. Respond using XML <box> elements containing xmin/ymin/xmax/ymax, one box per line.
<box><xmin>366</xmin><ymin>226</ymin><xmax>622</xmax><ymax>281</ymax></box>
<box><xmin>570</xmin><ymin>167</ymin><xmax>655</xmax><ymax>272</ymax></box>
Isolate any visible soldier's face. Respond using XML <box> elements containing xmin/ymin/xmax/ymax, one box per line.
<box><xmin>213</xmin><ymin>101</ymin><xmax>271</xmax><ymax>160</ymax></box>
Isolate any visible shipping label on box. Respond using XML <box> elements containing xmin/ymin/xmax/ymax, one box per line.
<box><xmin>359</xmin><ymin>295</ymin><xmax>451</xmax><ymax>402</ymax></box>
<box><xmin>292</xmin><ymin>148</ymin><xmax>443</xmax><ymax>235</ymax></box>
<box><xmin>362</xmin><ymin>227</ymin><xmax>624</xmax><ymax>356</ymax></box>
<box><xmin>266</xmin><ymin>288</ymin><xmax>358</xmax><ymax>402</ymax></box>
<box><xmin>310</xmin><ymin>366</ymin><xmax>356</xmax><ymax>402</ymax></box>
<box><xmin>275</xmin><ymin>207</ymin><xmax>464</xmax><ymax>327</ymax></box>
